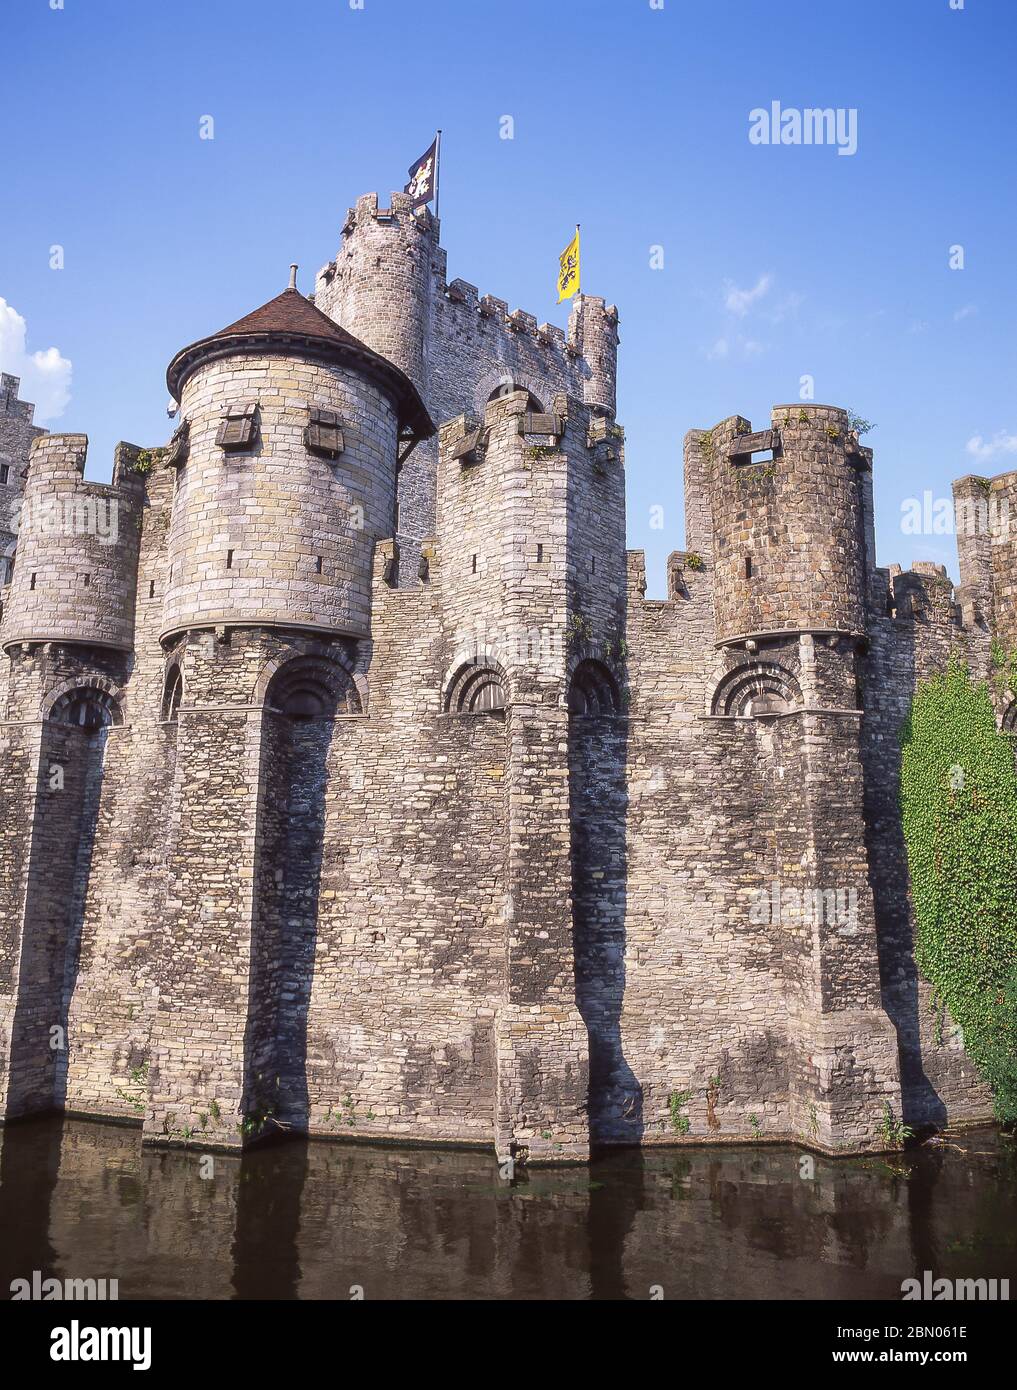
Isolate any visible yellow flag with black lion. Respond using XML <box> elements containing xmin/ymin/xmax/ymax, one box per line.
<box><xmin>557</xmin><ymin>226</ymin><xmax>580</xmax><ymax>303</ymax></box>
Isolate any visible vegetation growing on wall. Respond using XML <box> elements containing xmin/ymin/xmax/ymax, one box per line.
<box><xmin>900</xmin><ymin>660</ymin><xmax>1017</xmax><ymax>1125</ymax></box>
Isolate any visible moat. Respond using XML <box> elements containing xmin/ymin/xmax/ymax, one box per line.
<box><xmin>0</xmin><ymin>1117</ymin><xmax>1014</xmax><ymax>1300</ymax></box>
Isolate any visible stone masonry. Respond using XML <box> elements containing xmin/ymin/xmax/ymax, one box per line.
<box><xmin>0</xmin><ymin>189</ymin><xmax>1005</xmax><ymax>1162</ymax></box>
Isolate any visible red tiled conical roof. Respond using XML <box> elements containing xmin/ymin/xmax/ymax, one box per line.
<box><xmin>212</xmin><ymin>287</ymin><xmax>363</xmax><ymax>344</ymax></box>
<box><xmin>167</xmin><ymin>287</ymin><xmax>433</xmax><ymax>443</ymax></box>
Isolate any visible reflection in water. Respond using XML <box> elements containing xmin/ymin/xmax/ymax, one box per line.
<box><xmin>0</xmin><ymin>1119</ymin><xmax>1014</xmax><ymax>1300</ymax></box>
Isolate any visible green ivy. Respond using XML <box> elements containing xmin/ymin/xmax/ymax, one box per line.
<box><xmin>668</xmin><ymin>1088</ymin><xmax>692</xmax><ymax>1135</ymax></box>
<box><xmin>990</xmin><ymin>638</ymin><xmax>1017</xmax><ymax>699</ymax></box>
<box><xmin>900</xmin><ymin>659</ymin><xmax>1017</xmax><ymax>1124</ymax></box>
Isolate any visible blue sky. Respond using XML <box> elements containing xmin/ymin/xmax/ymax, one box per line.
<box><xmin>1</xmin><ymin>0</ymin><xmax>1014</xmax><ymax>594</ymax></box>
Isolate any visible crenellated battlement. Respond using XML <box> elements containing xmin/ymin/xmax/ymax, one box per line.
<box><xmin>1</xmin><ymin>434</ymin><xmax>145</xmax><ymax>653</ymax></box>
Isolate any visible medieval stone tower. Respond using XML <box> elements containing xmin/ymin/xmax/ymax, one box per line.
<box><xmin>0</xmin><ymin>188</ymin><xmax>1001</xmax><ymax>1161</ymax></box>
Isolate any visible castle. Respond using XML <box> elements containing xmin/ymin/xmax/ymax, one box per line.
<box><xmin>0</xmin><ymin>189</ymin><xmax>1009</xmax><ymax>1161</ymax></box>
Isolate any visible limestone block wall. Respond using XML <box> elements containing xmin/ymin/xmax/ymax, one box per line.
<box><xmin>582</xmin><ymin>581</ymin><xmax>800</xmax><ymax>1145</ymax></box>
<box><xmin>3</xmin><ymin>436</ymin><xmax>143</xmax><ymax>652</ymax></box>
<box><xmin>161</xmin><ymin>353</ymin><xmax>399</xmax><ymax>643</ymax></box>
<box><xmin>593</xmin><ymin>575</ymin><xmax>904</xmax><ymax>1150</ymax></box>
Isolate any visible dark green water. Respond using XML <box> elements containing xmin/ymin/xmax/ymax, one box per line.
<box><xmin>1</xmin><ymin>1117</ymin><xmax>1015</xmax><ymax>1299</ymax></box>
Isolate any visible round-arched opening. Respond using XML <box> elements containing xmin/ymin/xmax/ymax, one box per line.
<box><xmin>445</xmin><ymin>660</ymin><xmax>507</xmax><ymax>715</ymax></box>
<box><xmin>48</xmin><ymin>687</ymin><xmax>122</xmax><ymax>732</ymax></box>
<box><xmin>266</xmin><ymin>655</ymin><xmax>360</xmax><ymax>721</ymax></box>
<box><xmin>568</xmin><ymin>659</ymin><xmax>620</xmax><ymax>716</ymax></box>
<box><xmin>711</xmin><ymin>662</ymin><xmax>802</xmax><ymax>719</ymax></box>
<box><xmin>486</xmin><ymin>383</ymin><xmax>544</xmax><ymax>413</ymax></box>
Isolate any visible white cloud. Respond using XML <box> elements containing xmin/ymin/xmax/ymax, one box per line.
<box><xmin>723</xmin><ymin>273</ymin><xmax>773</xmax><ymax>317</ymax></box>
<box><xmin>966</xmin><ymin>431</ymin><xmax>1017</xmax><ymax>461</ymax></box>
<box><xmin>0</xmin><ymin>298</ymin><xmax>72</xmax><ymax>422</ymax></box>
<box><xmin>953</xmin><ymin>304</ymin><xmax>977</xmax><ymax>322</ymax></box>
<box><xmin>703</xmin><ymin>334</ymin><xmax>767</xmax><ymax>363</ymax></box>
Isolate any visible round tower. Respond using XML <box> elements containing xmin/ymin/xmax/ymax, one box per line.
<box><xmin>707</xmin><ymin>405</ymin><xmax>870</xmax><ymax>645</ymax></box>
<box><xmin>161</xmin><ymin>277</ymin><xmax>433</xmax><ymax>644</ymax></box>
<box><xmin>2</xmin><ymin>433</ymin><xmax>143</xmax><ymax>652</ymax></box>
<box><xmin>314</xmin><ymin>191</ymin><xmax>437</xmax><ymax>400</ymax></box>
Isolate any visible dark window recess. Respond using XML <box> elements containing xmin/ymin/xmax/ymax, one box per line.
<box><xmin>83</xmin><ymin>574</ymin><xmax>91</xmax><ymax>588</ymax></box>
<box><xmin>226</xmin><ymin>549</ymin><xmax>234</xmax><ymax>570</ymax></box>
<box><xmin>0</xmin><ymin>464</ymin><xmax>10</xmax><ymax>485</ymax></box>
<box><xmin>304</xmin><ymin>406</ymin><xmax>344</xmax><ymax>459</ymax></box>
<box><xmin>537</xmin><ymin>544</ymin><xmax>543</xmax><ymax>562</ymax></box>
<box><xmin>744</xmin><ymin>556</ymin><xmax>753</xmax><ymax>579</ymax></box>
<box><xmin>591</xmin><ymin>555</ymin><xmax>596</xmax><ymax>574</ymax></box>
<box><xmin>728</xmin><ymin>429</ymin><xmax>780</xmax><ymax>468</ymax></box>
<box><xmin>216</xmin><ymin>401</ymin><xmax>258</xmax><ymax>452</ymax></box>
<box><xmin>472</xmin><ymin>554</ymin><xmax>478</xmax><ymax>574</ymax></box>
<box><xmin>30</xmin><ymin>573</ymin><xmax>36</xmax><ymax>591</ymax></box>
<box><xmin>315</xmin><ymin>555</ymin><xmax>323</xmax><ymax>574</ymax></box>
<box><xmin>149</xmin><ymin>580</ymin><xmax>156</xmax><ymax>598</ymax></box>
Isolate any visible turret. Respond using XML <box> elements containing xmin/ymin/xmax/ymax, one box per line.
<box><xmin>0</xmin><ymin>373</ymin><xmax>46</xmax><ymax>587</ymax></box>
<box><xmin>567</xmin><ymin>295</ymin><xmax>619</xmax><ymax>418</ymax></box>
<box><xmin>161</xmin><ymin>275</ymin><xmax>433</xmax><ymax>645</ymax></box>
<box><xmin>703</xmin><ymin>405</ymin><xmax>873</xmax><ymax>646</ymax></box>
<box><xmin>314</xmin><ymin>192</ymin><xmax>437</xmax><ymax>399</ymax></box>
<box><xmin>2</xmin><ymin>434</ymin><xmax>144</xmax><ymax>652</ymax></box>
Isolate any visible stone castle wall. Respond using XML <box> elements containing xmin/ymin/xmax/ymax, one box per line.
<box><xmin>0</xmin><ymin>201</ymin><xmax>1006</xmax><ymax>1161</ymax></box>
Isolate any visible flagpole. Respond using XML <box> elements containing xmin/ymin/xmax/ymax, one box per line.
<box><xmin>434</xmin><ymin>129</ymin><xmax>442</xmax><ymax>220</ymax></box>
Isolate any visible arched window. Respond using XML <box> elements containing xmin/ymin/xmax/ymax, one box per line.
<box><xmin>1002</xmin><ymin>701</ymin><xmax>1017</xmax><ymax>734</ymax></box>
<box><xmin>711</xmin><ymin>662</ymin><xmax>802</xmax><ymax>718</ymax></box>
<box><xmin>568</xmin><ymin>659</ymin><xmax>620</xmax><ymax>715</ymax></box>
<box><xmin>445</xmin><ymin>660</ymin><xmax>507</xmax><ymax>714</ymax></box>
<box><xmin>162</xmin><ymin>665</ymin><xmax>183</xmax><ymax>723</ymax></box>
<box><xmin>487</xmin><ymin>383</ymin><xmax>544</xmax><ymax>413</ymax></box>
<box><xmin>266</xmin><ymin>655</ymin><xmax>361</xmax><ymax>720</ymax></box>
<box><xmin>48</xmin><ymin>687</ymin><xmax>122</xmax><ymax>732</ymax></box>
